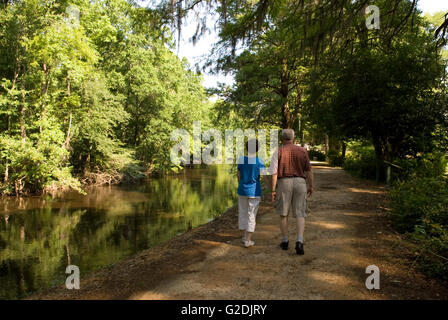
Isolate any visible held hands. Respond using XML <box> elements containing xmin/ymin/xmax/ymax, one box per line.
<box><xmin>270</xmin><ymin>191</ymin><xmax>276</xmax><ymax>203</ymax></box>
<box><xmin>271</xmin><ymin>186</ymin><xmax>313</xmax><ymax>203</ymax></box>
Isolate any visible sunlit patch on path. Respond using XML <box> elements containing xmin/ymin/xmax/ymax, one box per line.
<box><xmin>30</xmin><ymin>166</ymin><xmax>448</xmax><ymax>300</ymax></box>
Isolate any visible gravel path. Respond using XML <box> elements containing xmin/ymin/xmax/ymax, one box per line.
<box><xmin>30</xmin><ymin>165</ymin><xmax>448</xmax><ymax>300</ymax></box>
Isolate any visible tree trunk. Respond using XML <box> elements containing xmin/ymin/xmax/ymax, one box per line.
<box><xmin>280</xmin><ymin>58</ymin><xmax>291</xmax><ymax>128</ymax></box>
<box><xmin>134</xmin><ymin>124</ymin><xmax>139</xmax><ymax>147</ymax></box>
<box><xmin>20</xmin><ymin>84</ymin><xmax>26</xmax><ymax>148</ymax></box>
<box><xmin>84</xmin><ymin>153</ymin><xmax>90</xmax><ymax>174</ymax></box>
<box><xmin>4</xmin><ymin>115</ymin><xmax>10</xmax><ymax>183</ymax></box>
<box><xmin>298</xmin><ymin>114</ymin><xmax>303</xmax><ymax>145</ymax></box>
<box><xmin>294</xmin><ymin>89</ymin><xmax>304</xmax><ymax>144</ymax></box>
<box><xmin>384</xmin><ymin>142</ymin><xmax>394</xmax><ymax>184</ymax></box>
<box><xmin>40</xmin><ymin>62</ymin><xmax>49</xmax><ymax>134</ymax></box>
<box><xmin>4</xmin><ymin>161</ymin><xmax>8</xmax><ymax>183</ymax></box>
<box><xmin>341</xmin><ymin>141</ymin><xmax>347</xmax><ymax>159</ymax></box>
<box><xmin>65</xmin><ymin>242</ymin><xmax>71</xmax><ymax>266</ymax></box>
<box><xmin>372</xmin><ymin>136</ymin><xmax>384</xmax><ymax>183</ymax></box>
<box><xmin>328</xmin><ymin>134</ymin><xmax>341</xmax><ymax>153</ymax></box>
<box><xmin>5</xmin><ymin>66</ymin><xmax>17</xmax><ymax>181</ymax></box>
<box><xmin>65</xmin><ymin>111</ymin><xmax>72</xmax><ymax>149</ymax></box>
<box><xmin>282</xmin><ymin>100</ymin><xmax>291</xmax><ymax>129</ymax></box>
<box><xmin>65</xmin><ymin>77</ymin><xmax>72</xmax><ymax>150</ymax></box>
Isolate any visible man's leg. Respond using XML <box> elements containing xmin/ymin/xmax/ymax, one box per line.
<box><xmin>280</xmin><ymin>216</ymin><xmax>288</xmax><ymax>240</ymax></box>
<box><xmin>296</xmin><ymin>217</ymin><xmax>305</xmax><ymax>243</ymax></box>
<box><xmin>276</xmin><ymin>179</ymin><xmax>292</xmax><ymax>249</ymax></box>
<box><xmin>292</xmin><ymin>178</ymin><xmax>307</xmax><ymax>255</ymax></box>
<box><xmin>279</xmin><ymin>215</ymin><xmax>289</xmax><ymax>250</ymax></box>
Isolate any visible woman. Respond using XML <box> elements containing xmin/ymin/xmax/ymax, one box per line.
<box><xmin>237</xmin><ymin>139</ymin><xmax>265</xmax><ymax>248</ymax></box>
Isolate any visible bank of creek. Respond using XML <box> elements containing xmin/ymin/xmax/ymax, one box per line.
<box><xmin>0</xmin><ymin>166</ymin><xmax>236</xmax><ymax>299</ymax></box>
<box><xmin>2</xmin><ymin>164</ymin><xmax>448</xmax><ymax>300</ymax></box>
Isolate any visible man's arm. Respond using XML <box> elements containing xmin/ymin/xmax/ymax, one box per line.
<box><xmin>237</xmin><ymin>170</ymin><xmax>241</xmax><ymax>183</ymax></box>
<box><xmin>303</xmin><ymin>149</ymin><xmax>313</xmax><ymax>197</ymax></box>
<box><xmin>305</xmin><ymin>169</ymin><xmax>314</xmax><ymax>197</ymax></box>
<box><xmin>271</xmin><ymin>174</ymin><xmax>278</xmax><ymax>203</ymax></box>
<box><xmin>267</xmin><ymin>150</ymin><xmax>278</xmax><ymax>203</ymax></box>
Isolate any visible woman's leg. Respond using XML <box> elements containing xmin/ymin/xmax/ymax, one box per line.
<box><xmin>245</xmin><ymin>197</ymin><xmax>260</xmax><ymax>241</ymax></box>
<box><xmin>238</xmin><ymin>196</ymin><xmax>248</xmax><ymax>238</ymax></box>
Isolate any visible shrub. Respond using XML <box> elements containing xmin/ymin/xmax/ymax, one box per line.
<box><xmin>411</xmin><ymin>212</ymin><xmax>448</xmax><ymax>281</ymax></box>
<box><xmin>413</xmin><ymin>227</ymin><xmax>448</xmax><ymax>281</ymax></box>
<box><xmin>389</xmin><ymin>176</ymin><xmax>448</xmax><ymax>233</ymax></box>
<box><xmin>390</xmin><ymin>173</ymin><xmax>448</xmax><ymax>280</ymax></box>
<box><xmin>393</xmin><ymin>152</ymin><xmax>447</xmax><ymax>181</ymax></box>
<box><xmin>327</xmin><ymin>150</ymin><xmax>345</xmax><ymax>167</ymax></box>
<box><xmin>0</xmin><ymin>126</ymin><xmax>80</xmax><ymax>195</ymax></box>
<box><xmin>389</xmin><ymin>152</ymin><xmax>448</xmax><ymax>232</ymax></box>
<box><xmin>308</xmin><ymin>149</ymin><xmax>326</xmax><ymax>161</ymax></box>
<box><xmin>343</xmin><ymin>144</ymin><xmax>378</xmax><ymax>180</ymax></box>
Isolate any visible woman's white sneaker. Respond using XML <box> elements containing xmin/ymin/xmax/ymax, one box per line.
<box><xmin>244</xmin><ymin>240</ymin><xmax>255</xmax><ymax>248</ymax></box>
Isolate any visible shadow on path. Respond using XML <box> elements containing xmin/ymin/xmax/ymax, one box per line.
<box><xmin>30</xmin><ymin>166</ymin><xmax>448</xmax><ymax>300</ymax></box>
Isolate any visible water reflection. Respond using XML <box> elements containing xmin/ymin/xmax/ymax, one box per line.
<box><xmin>0</xmin><ymin>166</ymin><xmax>237</xmax><ymax>299</ymax></box>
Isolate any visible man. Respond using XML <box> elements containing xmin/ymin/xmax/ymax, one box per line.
<box><xmin>269</xmin><ymin>129</ymin><xmax>313</xmax><ymax>255</ymax></box>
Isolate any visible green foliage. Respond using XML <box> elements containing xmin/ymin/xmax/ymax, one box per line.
<box><xmin>330</xmin><ymin>26</ymin><xmax>445</xmax><ymax>160</ymax></box>
<box><xmin>0</xmin><ymin>117</ymin><xmax>82</xmax><ymax>194</ymax></box>
<box><xmin>412</xmin><ymin>226</ymin><xmax>448</xmax><ymax>281</ymax></box>
<box><xmin>302</xmin><ymin>1</ymin><xmax>448</xmax><ymax>182</ymax></box>
<box><xmin>390</xmin><ymin>176</ymin><xmax>448</xmax><ymax>233</ymax></box>
<box><xmin>343</xmin><ymin>142</ymin><xmax>378</xmax><ymax>180</ymax></box>
<box><xmin>389</xmin><ymin>152</ymin><xmax>447</xmax><ymax>230</ymax></box>
<box><xmin>424</xmin><ymin>11</ymin><xmax>448</xmax><ymax>60</ymax></box>
<box><xmin>0</xmin><ymin>165</ymin><xmax>237</xmax><ymax>299</ymax></box>
<box><xmin>390</xmin><ymin>175</ymin><xmax>448</xmax><ymax>280</ymax></box>
<box><xmin>389</xmin><ymin>152</ymin><xmax>448</xmax><ymax>280</ymax></box>
<box><xmin>307</xmin><ymin>149</ymin><xmax>326</xmax><ymax>162</ymax></box>
<box><xmin>173</xmin><ymin>0</ymin><xmax>448</xmax><ymax>282</ymax></box>
<box><xmin>0</xmin><ymin>0</ymin><xmax>210</xmax><ymax>194</ymax></box>
<box><xmin>327</xmin><ymin>150</ymin><xmax>344</xmax><ymax>167</ymax></box>
<box><xmin>393</xmin><ymin>152</ymin><xmax>448</xmax><ymax>181</ymax></box>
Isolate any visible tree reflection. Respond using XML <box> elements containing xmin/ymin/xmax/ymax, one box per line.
<box><xmin>0</xmin><ymin>166</ymin><xmax>236</xmax><ymax>299</ymax></box>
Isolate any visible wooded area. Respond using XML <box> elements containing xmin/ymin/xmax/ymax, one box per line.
<box><xmin>1</xmin><ymin>0</ymin><xmax>447</xmax><ymax>193</ymax></box>
<box><xmin>1</xmin><ymin>0</ymin><xmax>448</xmax><ymax>282</ymax></box>
<box><xmin>0</xmin><ymin>0</ymin><xmax>211</xmax><ymax>195</ymax></box>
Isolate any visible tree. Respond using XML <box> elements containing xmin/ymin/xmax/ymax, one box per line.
<box><xmin>326</xmin><ymin>12</ymin><xmax>446</xmax><ymax>180</ymax></box>
<box><xmin>0</xmin><ymin>0</ymin><xmax>211</xmax><ymax>194</ymax></box>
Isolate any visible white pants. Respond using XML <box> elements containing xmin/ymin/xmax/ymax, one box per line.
<box><xmin>238</xmin><ymin>196</ymin><xmax>261</xmax><ymax>233</ymax></box>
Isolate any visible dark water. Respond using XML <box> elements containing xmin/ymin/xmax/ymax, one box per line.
<box><xmin>0</xmin><ymin>166</ymin><xmax>237</xmax><ymax>299</ymax></box>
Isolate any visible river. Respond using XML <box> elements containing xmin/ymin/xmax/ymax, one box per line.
<box><xmin>0</xmin><ymin>166</ymin><xmax>237</xmax><ymax>299</ymax></box>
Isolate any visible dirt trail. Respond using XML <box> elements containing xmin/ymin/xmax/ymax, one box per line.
<box><xmin>31</xmin><ymin>165</ymin><xmax>448</xmax><ymax>300</ymax></box>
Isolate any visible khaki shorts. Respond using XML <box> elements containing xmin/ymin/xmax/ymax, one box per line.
<box><xmin>275</xmin><ymin>177</ymin><xmax>307</xmax><ymax>218</ymax></box>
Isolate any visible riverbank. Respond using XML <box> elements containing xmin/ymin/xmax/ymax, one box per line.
<box><xmin>30</xmin><ymin>165</ymin><xmax>448</xmax><ymax>300</ymax></box>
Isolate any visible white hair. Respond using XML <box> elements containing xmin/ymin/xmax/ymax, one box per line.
<box><xmin>282</xmin><ymin>129</ymin><xmax>295</xmax><ymax>141</ymax></box>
